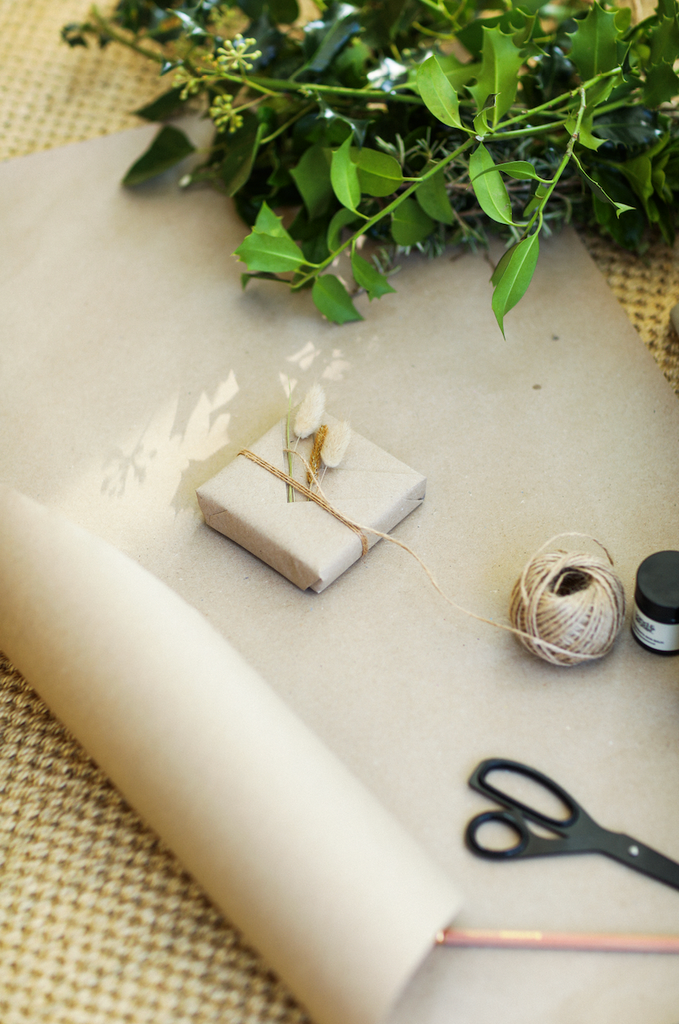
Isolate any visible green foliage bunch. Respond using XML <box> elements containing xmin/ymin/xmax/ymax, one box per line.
<box><xmin>64</xmin><ymin>0</ymin><xmax>679</xmax><ymax>330</ymax></box>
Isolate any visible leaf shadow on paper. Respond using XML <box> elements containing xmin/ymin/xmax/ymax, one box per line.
<box><xmin>100</xmin><ymin>372</ymin><xmax>240</xmax><ymax>513</ymax></box>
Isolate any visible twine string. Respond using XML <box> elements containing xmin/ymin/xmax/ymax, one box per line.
<box><xmin>238</xmin><ymin>449</ymin><xmax>368</xmax><ymax>556</ymax></box>
<box><xmin>240</xmin><ymin>450</ymin><xmax>624</xmax><ymax>664</ymax></box>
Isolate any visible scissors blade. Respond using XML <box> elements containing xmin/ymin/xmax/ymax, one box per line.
<box><xmin>597</xmin><ymin>829</ymin><xmax>679</xmax><ymax>892</ymax></box>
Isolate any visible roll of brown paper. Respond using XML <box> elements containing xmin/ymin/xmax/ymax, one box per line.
<box><xmin>0</xmin><ymin>485</ymin><xmax>460</xmax><ymax>1024</ymax></box>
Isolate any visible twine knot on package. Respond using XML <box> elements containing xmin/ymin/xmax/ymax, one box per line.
<box><xmin>509</xmin><ymin>535</ymin><xmax>626</xmax><ymax>666</ymax></box>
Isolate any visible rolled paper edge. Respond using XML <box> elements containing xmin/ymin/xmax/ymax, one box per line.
<box><xmin>0</xmin><ymin>485</ymin><xmax>462</xmax><ymax>1024</ymax></box>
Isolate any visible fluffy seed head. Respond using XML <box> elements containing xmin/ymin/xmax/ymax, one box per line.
<box><xmin>293</xmin><ymin>384</ymin><xmax>326</xmax><ymax>439</ymax></box>
<box><xmin>321</xmin><ymin>420</ymin><xmax>351</xmax><ymax>468</ymax></box>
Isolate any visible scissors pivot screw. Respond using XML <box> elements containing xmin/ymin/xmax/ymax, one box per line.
<box><xmin>628</xmin><ymin>845</ymin><xmax>640</xmax><ymax>857</ymax></box>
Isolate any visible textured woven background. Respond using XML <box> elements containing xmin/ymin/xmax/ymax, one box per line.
<box><xmin>0</xmin><ymin>2</ymin><xmax>678</xmax><ymax>1022</ymax></box>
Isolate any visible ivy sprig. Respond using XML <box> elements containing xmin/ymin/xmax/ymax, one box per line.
<box><xmin>64</xmin><ymin>0</ymin><xmax>679</xmax><ymax>331</ymax></box>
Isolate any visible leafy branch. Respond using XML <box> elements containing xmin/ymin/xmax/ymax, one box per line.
<box><xmin>63</xmin><ymin>0</ymin><xmax>679</xmax><ymax>330</ymax></box>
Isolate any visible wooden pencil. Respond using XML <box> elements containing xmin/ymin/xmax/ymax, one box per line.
<box><xmin>436</xmin><ymin>928</ymin><xmax>679</xmax><ymax>954</ymax></box>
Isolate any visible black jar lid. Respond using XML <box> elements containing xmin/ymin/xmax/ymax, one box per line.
<box><xmin>635</xmin><ymin>550</ymin><xmax>679</xmax><ymax>624</ymax></box>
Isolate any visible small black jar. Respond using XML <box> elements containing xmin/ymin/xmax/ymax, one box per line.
<box><xmin>631</xmin><ymin>550</ymin><xmax>679</xmax><ymax>655</ymax></box>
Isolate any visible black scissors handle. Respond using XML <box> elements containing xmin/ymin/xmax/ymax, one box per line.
<box><xmin>466</xmin><ymin>758</ymin><xmax>595</xmax><ymax>859</ymax></box>
<box><xmin>465</xmin><ymin>758</ymin><xmax>679</xmax><ymax>892</ymax></box>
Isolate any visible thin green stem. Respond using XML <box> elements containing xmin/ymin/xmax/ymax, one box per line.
<box><xmin>89</xmin><ymin>6</ymin><xmax>164</xmax><ymax>62</ymax></box>
<box><xmin>496</xmin><ymin>67</ymin><xmax>623</xmax><ymax>132</ymax></box>
<box><xmin>255</xmin><ymin>76</ymin><xmax>425</xmax><ymax>105</ymax></box>
<box><xmin>292</xmin><ymin>135</ymin><xmax>477</xmax><ymax>290</ymax></box>
<box><xmin>521</xmin><ymin>86</ymin><xmax>588</xmax><ymax>239</ymax></box>
<box><xmin>259</xmin><ymin>104</ymin><xmax>315</xmax><ymax>145</ymax></box>
<box><xmin>489</xmin><ymin>119</ymin><xmax>568</xmax><ymax>140</ymax></box>
<box><xmin>232</xmin><ymin>95</ymin><xmax>266</xmax><ymax>115</ymax></box>
<box><xmin>412</xmin><ymin>21</ymin><xmax>456</xmax><ymax>39</ymax></box>
<box><xmin>417</xmin><ymin>0</ymin><xmax>456</xmax><ymax>21</ymax></box>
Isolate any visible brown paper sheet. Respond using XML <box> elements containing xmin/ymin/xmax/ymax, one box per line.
<box><xmin>2</xmin><ymin>121</ymin><xmax>679</xmax><ymax>1022</ymax></box>
<box><xmin>197</xmin><ymin>415</ymin><xmax>426</xmax><ymax>591</ymax></box>
<box><xmin>0</xmin><ymin>484</ymin><xmax>460</xmax><ymax>1024</ymax></box>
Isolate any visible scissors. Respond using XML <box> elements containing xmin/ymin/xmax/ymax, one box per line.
<box><xmin>465</xmin><ymin>757</ymin><xmax>679</xmax><ymax>892</ymax></box>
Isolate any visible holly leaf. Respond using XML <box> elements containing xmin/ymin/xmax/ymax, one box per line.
<box><xmin>253</xmin><ymin>201</ymin><xmax>288</xmax><ymax>236</ymax></box>
<box><xmin>312</xmin><ymin>274</ymin><xmax>363</xmax><ymax>323</ymax></box>
<box><xmin>649</xmin><ymin>14</ymin><xmax>679</xmax><ymax>66</ymax></box>
<box><xmin>491</xmin><ymin>233</ymin><xmax>540</xmax><ymax>336</ymax></box>
<box><xmin>570</xmin><ymin>154</ymin><xmax>635</xmax><ymax>216</ymax></box>
<box><xmin>615</xmin><ymin>151</ymin><xmax>656</xmax><ymax>217</ymax></box>
<box><xmin>567</xmin><ymin>2</ymin><xmax>621</xmax><ymax>82</ymax></box>
<box><xmin>391</xmin><ymin>198</ymin><xmax>435</xmax><ymax>245</ymax></box>
<box><xmin>643</xmin><ymin>61</ymin><xmax>679</xmax><ymax>107</ymax></box>
<box><xmin>351</xmin><ymin>147</ymin><xmax>403</xmax><ymax>197</ymax></box>
<box><xmin>416</xmin><ymin>168</ymin><xmax>454</xmax><ymax>225</ymax></box>
<box><xmin>469</xmin><ymin>144</ymin><xmax>516</xmax><ymax>225</ymax></box>
<box><xmin>331</xmin><ymin>134</ymin><xmax>361</xmax><ymax>212</ymax></box>
<box><xmin>234</xmin><ymin>231</ymin><xmax>304</xmax><ymax>273</ymax></box>
<box><xmin>122</xmin><ymin>125</ymin><xmax>195</xmax><ymax>186</ymax></box>
<box><xmin>468</xmin><ymin>26</ymin><xmax>525</xmax><ymax>126</ymax></box>
<box><xmin>416</xmin><ymin>55</ymin><xmax>464</xmax><ymax>130</ymax></box>
<box><xmin>290</xmin><ymin>145</ymin><xmax>333</xmax><ymax>219</ymax></box>
<box><xmin>351</xmin><ymin>252</ymin><xmax>396</xmax><ymax>300</ymax></box>
<box><xmin>592</xmin><ymin>106</ymin><xmax>660</xmax><ymax>150</ymax></box>
<box><xmin>565</xmin><ymin>110</ymin><xmax>605</xmax><ymax>151</ymax></box>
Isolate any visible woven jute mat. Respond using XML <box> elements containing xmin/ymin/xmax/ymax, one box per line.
<box><xmin>1</xmin><ymin>3</ymin><xmax>678</xmax><ymax>1022</ymax></box>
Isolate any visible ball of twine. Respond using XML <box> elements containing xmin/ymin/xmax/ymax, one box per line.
<box><xmin>509</xmin><ymin>535</ymin><xmax>626</xmax><ymax>666</ymax></box>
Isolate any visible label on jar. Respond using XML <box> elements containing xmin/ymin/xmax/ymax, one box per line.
<box><xmin>632</xmin><ymin>602</ymin><xmax>679</xmax><ymax>652</ymax></box>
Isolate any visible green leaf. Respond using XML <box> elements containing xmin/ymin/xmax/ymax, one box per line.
<box><xmin>351</xmin><ymin>252</ymin><xmax>396</xmax><ymax>300</ymax></box>
<box><xmin>312</xmin><ymin>275</ymin><xmax>363</xmax><ymax>323</ymax></box>
<box><xmin>643</xmin><ymin>61</ymin><xmax>679</xmax><ymax>107</ymax></box>
<box><xmin>570</xmin><ymin>154</ymin><xmax>635</xmax><ymax>217</ymax></box>
<box><xmin>612</xmin><ymin>147</ymin><xmax>668</xmax><ymax>221</ymax></box>
<box><xmin>564</xmin><ymin>110</ymin><xmax>605</xmax><ymax>151</ymax></box>
<box><xmin>589</xmin><ymin>166</ymin><xmax>646</xmax><ymax>248</ymax></box>
<box><xmin>468</xmin><ymin>26</ymin><xmax>525</xmax><ymax>126</ymax></box>
<box><xmin>469</xmin><ymin>145</ymin><xmax>515</xmax><ymax>226</ymax></box>
<box><xmin>234</xmin><ymin>231</ymin><xmax>304</xmax><ymax>273</ymax></box>
<box><xmin>331</xmin><ymin>134</ymin><xmax>361</xmax><ymax>213</ymax></box>
<box><xmin>391</xmin><ymin>198</ymin><xmax>435</xmax><ymax>246</ymax></box>
<box><xmin>122</xmin><ymin>125</ymin><xmax>195</xmax><ymax>186</ymax></box>
<box><xmin>473</xmin><ymin>108</ymin><xmax>491</xmax><ymax>136</ymax></box>
<box><xmin>269</xmin><ymin>0</ymin><xmax>299</xmax><ymax>23</ymax></box>
<box><xmin>306</xmin><ymin>8</ymin><xmax>362</xmax><ymax>74</ymax></box>
<box><xmin>523</xmin><ymin>182</ymin><xmax>548</xmax><ymax>217</ymax></box>
<box><xmin>327</xmin><ymin>208</ymin><xmax>361</xmax><ymax>251</ymax></box>
<box><xmin>290</xmin><ymin>145</ymin><xmax>333</xmax><ymax>219</ymax></box>
<box><xmin>591</xmin><ymin>106</ymin><xmax>660</xmax><ymax>150</ymax></box>
<box><xmin>567</xmin><ymin>2</ymin><xmax>621</xmax><ymax>82</ymax></box>
<box><xmin>416</xmin><ymin>168</ymin><xmax>454</xmax><ymax>225</ymax></box>
<box><xmin>133</xmin><ymin>87</ymin><xmax>186</xmax><ymax>122</ymax></box>
<box><xmin>491</xmin><ymin>233</ymin><xmax>540</xmax><ymax>336</ymax></box>
<box><xmin>253</xmin><ymin>201</ymin><xmax>288</xmax><ymax>237</ymax></box>
<box><xmin>241</xmin><ymin>272</ymin><xmax>288</xmax><ymax>289</ymax></box>
<box><xmin>416</xmin><ymin>55</ymin><xmax>464</xmax><ymax>130</ymax></box>
<box><xmin>649</xmin><ymin>14</ymin><xmax>679</xmax><ymax>66</ymax></box>
<box><xmin>474</xmin><ymin>160</ymin><xmax>546</xmax><ymax>182</ymax></box>
<box><xmin>435</xmin><ymin>53</ymin><xmax>480</xmax><ymax>91</ymax></box>
<box><xmin>221</xmin><ymin>116</ymin><xmax>266</xmax><ymax>196</ymax></box>
<box><xmin>351</xmin><ymin>148</ymin><xmax>404</xmax><ymax>197</ymax></box>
